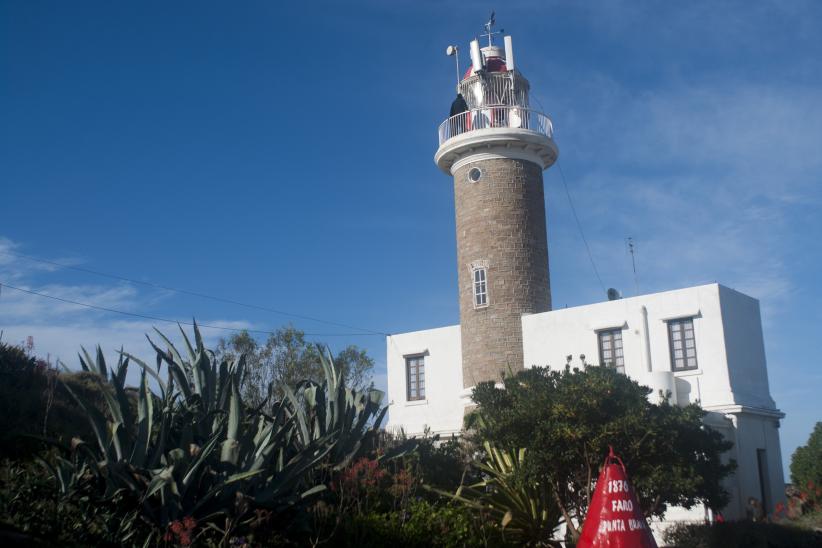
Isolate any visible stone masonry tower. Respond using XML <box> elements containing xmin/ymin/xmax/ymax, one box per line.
<box><xmin>435</xmin><ymin>23</ymin><xmax>558</xmax><ymax>388</ymax></box>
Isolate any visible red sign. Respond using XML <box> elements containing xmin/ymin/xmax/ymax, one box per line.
<box><xmin>576</xmin><ymin>447</ymin><xmax>657</xmax><ymax>548</ymax></box>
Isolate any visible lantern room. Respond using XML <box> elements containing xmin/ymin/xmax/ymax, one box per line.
<box><xmin>458</xmin><ymin>42</ymin><xmax>530</xmax><ymax>110</ymax></box>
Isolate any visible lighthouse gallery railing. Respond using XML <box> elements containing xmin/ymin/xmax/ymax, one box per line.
<box><xmin>438</xmin><ymin>106</ymin><xmax>554</xmax><ymax>146</ymax></box>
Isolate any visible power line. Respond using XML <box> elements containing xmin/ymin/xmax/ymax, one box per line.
<box><xmin>0</xmin><ymin>250</ymin><xmax>386</xmax><ymax>336</ymax></box>
<box><xmin>555</xmin><ymin>161</ymin><xmax>607</xmax><ymax>294</ymax></box>
<box><xmin>0</xmin><ymin>281</ymin><xmax>381</xmax><ymax>338</ymax></box>
<box><xmin>534</xmin><ymin>96</ymin><xmax>607</xmax><ymax>295</ymax></box>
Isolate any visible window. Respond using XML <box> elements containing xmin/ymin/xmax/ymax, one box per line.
<box><xmin>668</xmin><ymin>318</ymin><xmax>697</xmax><ymax>371</ymax></box>
<box><xmin>406</xmin><ymin>355</ymin><xmax>425</xmax><ymax>401</ymax></box>
<box><xmin>598</xmin><ymin>328</ymin><xmax>624</xmax><ymax>374</ymax></box>
<box><xmin>473</xmin><ymin>267</ymin><xmax>488</xmax><ymax>307</ymax></box>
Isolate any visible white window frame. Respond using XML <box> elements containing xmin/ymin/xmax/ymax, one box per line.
<box><xmin>473</xmin><ymin>267</ymin><xmax>488</xmax><ymax>308</ymax></box>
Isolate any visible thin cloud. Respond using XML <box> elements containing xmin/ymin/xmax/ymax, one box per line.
<box><xmin>542</xmin><ymin>77</ymin><xmax>821</xmax><ymax>328</ymax></box>
<box><xmin>0</xmin><ymin>238</ymin><xmax>254</xmax><ymax>385</ymax></box>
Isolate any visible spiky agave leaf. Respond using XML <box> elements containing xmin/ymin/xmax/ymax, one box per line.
<box><xmin>436</xmin><ymin>442</ymin><xmax>561</xmax><ymax>544</ymax></box>
<box><xmin>130</xmin><ymin>369</ymin><xmax>154</xmax><ymax>467</ymax></box>
<box><xmin>120</xmin><ymin>350</ymin><xmax>167</xmax><ymax>400</ymax></box>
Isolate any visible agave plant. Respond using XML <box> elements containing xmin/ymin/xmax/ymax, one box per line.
<box><xmin>443</xmin><ymin>441</ymin><xmax>563</xmax><ymax>547</ymax></box>
<box><xmin>48</xmin><ymin>322</ymin><xmax>385</xmax><ymax>545</ymax></box>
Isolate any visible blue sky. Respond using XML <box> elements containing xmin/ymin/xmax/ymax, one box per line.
<box><xmin>1</xmin><ymin>1</ymin><xmax>820</xmax><ymax>478</ymax></box>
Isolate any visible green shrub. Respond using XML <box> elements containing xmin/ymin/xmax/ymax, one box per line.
<box><xmin>0</xmin><ymin>341</ymin><xmax>53</xmax><ymax>458</ymax></box>
<box><xmin>663</xmin><ymin>520</ymin><xmax>822</xmax><ymax>548</ymax></box>
<box><xmin>374</xmin><ymin>428</ymin><xmax>473</xmax><ymax>496</ymax></box>
<box><xmin>332</xmin><ymin>500</ymin><xmax>507</xmax><ymax>547</ymax></box>
<box><xmin>0</xmin><ymin>341</ymin><xmax>114</xmax><ymax>459</ymax></box>
<box><xmin>791</xmin><ymin>508</ymin><xmax>822</xmax><ymax>532</ymax></box>
<box><xmin>0</xmin><ymin>457</ymin><xmax>150</xmax><ymax>546</ymax></box>
<box><xmin>791</xmin><ymin>422</ymin><xmax>822</xmax><ymax>510</ymax></box>
<box><xmin>413</xmin><ymin>433</ymin><xmax>469</xmax><ymax>493</ymax></box>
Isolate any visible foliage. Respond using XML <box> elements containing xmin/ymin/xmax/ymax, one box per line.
<box><xmin>663</xmin><ymin>520</ymin><xmax>822</xmax><ymax>548</ymax></box>
<box><xmin>790</xmin><ymin>422</ymin><xmax>822</xmax><ymax>510</ymax></box>
<box><xmin>334</xmin><ymin>345</ymin><xmax>376</xmax><ymax>394</ymax></box>
<box><xmin>298</xmin><ymin>429</ymin><xmax>498</xmax><ymax>547</ymax></box>
<box><xmin>412</xmin><ymin>433</ymin><xmax>468</xmax><ymax>492</ymax></box>
<box><xmin>332</xmin><ymin>499</ymin><xmax>508</xmax><ymax>548</ymax></box>
<box><xmin>0</xmin><ymin>340</ymin><xmax>113</xmax><ymax>459</ymax></box>
<box><xmin>0</xmin><ymin>338</ymin><xmax>40</xmax><ymax>375</ymax></box>
<box><xmin>215</xmin><ymin>326</ymin><xmax>375</xmax><ymax>410</ymax></box>
<box><xmin>0</xmin><ymin>340</ymin><xmax>53</xmax><ymax>457</ymax></box>
<box><xmin>0</xmin><ymin>457</ymin><xmax>150</xmax><ymax>546</ymax></box>
<box><xmin>468</xmin><ymin>365</ymin><xmax>735</xmax><ymax>541</ymax></box>
<box><xmin>40</xmin><ymin>322</ymin><xmax>386</xmax><ymax>546</ymax></box>
<box><xmin>443</xmin><ymin>440</ymin><xmax>562</xmax><ymax>547</ymax></box>
<box><xmin>375</xmin><ymin>428</ymin><xmax>470</xmax><ymax>495</ymax></box>
<box><xmin>790</xmin><ymin>508</ymin><xmax>822</xmax><ymax>532</ymax></box>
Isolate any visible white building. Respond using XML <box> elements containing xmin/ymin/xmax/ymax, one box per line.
<box><xmin>386</xmin><ymin>20</ymin><xmax>785</xmax><ymax>533</ymax></box>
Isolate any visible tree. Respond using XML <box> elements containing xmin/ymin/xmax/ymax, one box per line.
<box><xmin>334</xmin><ymin>345</ymin><xmax>376</xmax><ymax>395</ymax></box>
<box><xmin>215</xmin><ymin>325</ymin><xmax>374</xmax><ymax>410</ymax></box>
<box><xmin>468</xmin><ymin>365</ymin><xmax>735</xmax><ymax>541</ymax></box>
<box><xmin>790</xmin><ymin>422</ymin><xmax>822</xmax><ymax>493</ymax></box>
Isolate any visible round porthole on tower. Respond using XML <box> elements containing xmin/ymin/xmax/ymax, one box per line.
<box><xmin>468</xmin><ymin>167</ymin><xmax>483</xmax><ymax>182</ymax></box>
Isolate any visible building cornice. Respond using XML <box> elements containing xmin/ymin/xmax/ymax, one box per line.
<box><xmin>702</xmin><ymin>403</ymin><xmax>785</xmax><ymax>419</ymax></box>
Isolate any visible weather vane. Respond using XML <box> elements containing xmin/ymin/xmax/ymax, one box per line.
<box><xmin>480</xmin><ymin>11</ymin><xmax>504</xmax><ymax>48</ymax></box>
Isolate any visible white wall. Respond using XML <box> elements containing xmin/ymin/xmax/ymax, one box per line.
<box><xmin>726</xmin><ymin>412</ymin><xmax>787</xmax><ymax>518</ymax></box>
<box><xmin>385</xmin><ymin>325</ymin><xmax>464</xmax><ymax>436</ymax></box>
<box><xmin>718</xmin><ymin>285</ymin><xmax>776</xmax><ymax>409</ymax></box>
<box><xmin>522</xmin><ymin>283</ymin><xmax>736</xmax><ymax>408</ymax></box>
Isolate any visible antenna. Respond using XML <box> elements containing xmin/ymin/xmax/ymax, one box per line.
<box><xmin>480</xmin><ymin>11</ymin><xmax>503</xmax><ymax>47</ymax></box>
<box><xmin>503</xmin><ymin>35</ymin><xmax>515</xmax><ymax>71</ymax></box>
<box><xmin>446</xmin><ymin>45</ymin><xmax>460</xmax><ymax>85</ymax></box>
<box><xmin>627</xmin><ymin>237</ymin><xmax>639</xmax><ymax>295</ymax></box>
<box><xmin>469</xmin><ymin>39</ymin><xmax>483</xmax><ymax>72</ymax></box>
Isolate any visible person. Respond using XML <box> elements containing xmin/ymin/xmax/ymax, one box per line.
<box><xmin>447</xmin><ymin>93</ymin><xmax>469</xmax><ymax>138</ymax></box>
<box><xmin>449</xmin><ymin>93</ymin><xmax>468</xmax><ymax>117</ymax></box>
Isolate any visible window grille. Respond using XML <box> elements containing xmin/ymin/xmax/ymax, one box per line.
<box><xmin>598</xmin><ymin>328</ymin><xmax>625</xmax><ymax>374</ymax></box>
<box><xmin>668</xmin><ymin>318</ymin><xmax>698</xmax><ymax>371</ymax></box>
<box><xmin>473</xmin><ymin>268</ymin><xmax>488</xmax><ymax>307</ymax></box>
<box><xmin>406</xmin><ymin>355</ymin><xmax>425</xmax><ymax>401</ymax></box>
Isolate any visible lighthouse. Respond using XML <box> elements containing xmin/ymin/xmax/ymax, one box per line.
<box><xmin>387</xmin><ymin>19</ymin><xmax>786</xmax><ymax>534</ymax></box>
<box><xmin>435</xmin><ymin>21</ymin><xmax>558</xmax><ymax>388</ymax></box>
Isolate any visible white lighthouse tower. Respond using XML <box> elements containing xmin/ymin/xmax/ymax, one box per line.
<box><xmin>435</xmin><ymin>21</ymin><xmax>558</xmax><ymax>388</ymax></box>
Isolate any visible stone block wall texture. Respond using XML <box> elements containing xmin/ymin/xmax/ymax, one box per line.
<box><xmin>453</xmin><ymin>158</ymin><xmax>551</xmax><ymax>387</ymax></box>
